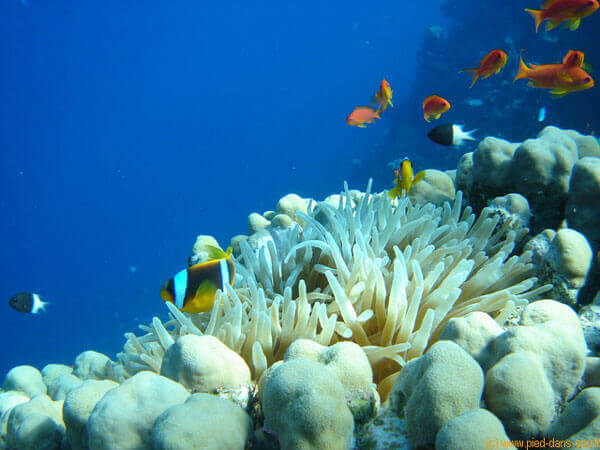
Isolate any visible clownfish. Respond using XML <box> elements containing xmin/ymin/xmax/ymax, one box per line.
<box><xmin>8</xmin><ymin>292</ymin><xmax>49</xmax><ymax>314</ymax></box>
<box><xmin>388</xmin><ymin>159</ymin><xmax>426</xmax><ymax>198</ymax></box>
<box><xmin>160</xmin><ymin>245</ymin><xmax>235</xmax><ymax>314</ymax></box>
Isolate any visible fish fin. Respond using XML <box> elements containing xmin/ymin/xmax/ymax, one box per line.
<box><xmin>388</xmin><ymin>99</ymin><xmax>394</xmax><ymax>107</ymax></box>
<box><xmin>388</xmin><ymin>187</ymin><xmax>399</xmax><ymax>199</ymax></box>
<box><xmin>357</xmin><ymin>123</ymin><xmax>366</xmax><ymax>128</ymax></box>
<box><xmin>459</xmin><ymin>68</ymin><xmax>480</xmax><ymax>88</ymax></box>
<box><xmin>370</xmin><ymin>93</ymin><xmax>382</xmax><ymax>106</ymax></box>
<box><xmin>569</xmin><ymin>18</ymin><xmax>581</xmax><ymax>30</ymax></box>
<box><xmin>204</xmin><ymin>245</ymin><xmax>229</xmax><ymax>260</ymax></box>
<box><xmin>582</xmin><ymin>62</ymin><xmax>593</xmax><ymax>74</ymax></box>
<box><xmin>546</xmin><ymin>20</ymin><xmax>561</xmax><ymax>30</ymax></box>
<box><xmin>433</xmin><ymin>113</ymin><xmax>441</xmax><ymax>119</ymax></box>
<box><xmin>424</xmin><ymin>113</ymin><xmax>431</xmax><ymax>122</ymax></box>
<box><xmin>550</xmin><ymin>89</ymin><xmax>570</xmax><ymax>98</ymax></box>
<box><xmin>514</xmin><ymin>56</ymin><xmax>530</xmax><ymax>81</ymax></box>
<box><xmin>469</xmin><ymin>72</ymin><xmax>480</xmax><ymax>88</ymax></box>
<box><xmin>524</xmin><ymin>8</ymin><xmax>544</xmax><ymax>32</ymax></box>
<box><xmin>413</xmin><ymin>171</ymin><xmax>426</xmax><ymax>185</ymax></box>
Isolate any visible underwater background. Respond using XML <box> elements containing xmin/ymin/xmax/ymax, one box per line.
<box><xmin>0</xmin><ymin>0</ymin><xmax>597</xmax><ymax>380</ymax></box>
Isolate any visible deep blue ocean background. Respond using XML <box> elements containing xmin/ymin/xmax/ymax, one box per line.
<box><xmin>1</xmin><ymin>0</ymin><xmax>598</xmax><ymax>379</ymax></box>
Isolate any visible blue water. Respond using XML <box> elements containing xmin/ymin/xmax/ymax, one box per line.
<box><xmin>1</xmin><ymin>0</ymin><xmax>598</xmax><ymax>380</ymax></box>
<box><xmin>0</xmin><ymin>1</ymin><xmax>447</xmax><ymax>378</ymax></box>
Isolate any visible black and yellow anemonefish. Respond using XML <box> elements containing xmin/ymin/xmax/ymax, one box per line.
<box><xmin>160</xmin><ymin>245</ymin><xmax>235</xmax><ymax>314</ymax></box>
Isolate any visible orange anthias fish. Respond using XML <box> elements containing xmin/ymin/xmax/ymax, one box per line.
<box><xmin>371</xmin><ymin>79</ymin><xmax>394</xmax><ymax>112</ymax></box>
<box><xmin>514</xmin><ymin>53</ymin><xmax>594</xmax><ymax>97</ymax></box>
<box><xmin>388</xmin><ymin>159</ymin><xmax>426</xmax><ymax>198</ymax></box>
<box><xmin>422</xmin><ymin>95</ymin><xmax>451</xmax><ymax>122</ymax></box>
<box><xmin>460</xmin><ymin>49</ymin><xmax>508</xmax><ymax>88</ymax></box>
<box><xmin>525</xmin><ymin>0</ymin><xmax>599</xmax><ymax>31</ymax></box>
<box><xmin>346</xmin><ymin>106</ymin><xmax>381</xmax><ymax>128</ymax></box>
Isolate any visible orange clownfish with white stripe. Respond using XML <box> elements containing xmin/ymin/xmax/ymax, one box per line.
<box><xmin>160</xmin><ymin>245</ymin><xmax>235</xmax><ymax>313</ymax></box>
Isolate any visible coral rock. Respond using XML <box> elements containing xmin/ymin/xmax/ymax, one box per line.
<box><xmin>46</xmin><ymin>373</ymin><xmax>83</xmax><ymax>401</ymax></box>
<box><xmin>408</xmin><ymin>169</ymin><xmax>455</xmax><ymax>206</ymax></box>
<box><xmin>2</xmin><ymin>365</ymin><xmax>46</xmax><ymax>398</ymax></box>
<box><xmin>482</xmin><ymin>306</ymin><xmax>586</xmax><ymax>404</ymax></box>
<box><xmin>435</xmin><ymin>409</ymin><xmax>515</xmax><ymax>449</ymax></box>
<box><xmin>5</xmin><ymin>394</ymin><xmax>65</xmax><ymax>450</ymax></box>
<box><xmin>86</xmin><ymin>371</ymin><xmax>189</xmax><ymax>450</ymax></box>
<box><xmin>438</xmin><ymin>311</ymin><xmax>503</xmax><ymax>365</ymax></box>
<box><xmin>283</xmin><ymin>339</ymin><xmax>379</xmax><ymax>421</ymax></box>
<box><xmin>41</xmin><ymin>364</ymin><xmax>73</xmax><ymax>389</ymax></box>
<box><xmin>160</xmin><ymin>335</ymin><xmax>251</xmax><ymax>393</ymax></box>
<box><xmin>276</xmin><ymin>193</ymin><xmax>310</xmax><ymax>224</ymax></box>
<box><xmin>151</xmin><ymin>393</ymin><xmax>252</xmax><ymax>450</ymax></box>
<box><xmin>63</xmin><ymin>379</ymin><xmax>118</xmax><ymax>450</ymax></box>
<box><xmin>72</xmin><ymin>351</ymin><xmax>111</xmax><ymax>381</ymax></box>
<box><xmin>567</xmin><ymin>157</ymin><xmax>600</xmax><ymax>250</ymax></box>
<box><xmin>0</xmin><ymin>390</ymin><xmax>29</xmax><ymax>447</ymax></box>
<box><xmin>248</xmin><ymin>212</ymin><xmax>271</xmax><ymax>235</ymax></box>
<box><xmin>262</xmin><ymin>359</ymin><xmax>354</xmax><ymax>450</ymax></box>
<box><xmin>389</xmin><ymin>341</ymin><xmax>484</xmax><ymax>447</ymax></box>
<box><xmin>583</xmin><ymin>357</ymin><xmax>600</xmax><ymax>388</ymax></box>
<box><xmin>485</xmin><ymin>352</ymin><xmax>555</xmax><ymax>440</ymax></box>
<box><xmin>188</xmin><ymin>234</ymin><xmax>220</xmax><ymax>266</ymax></box>
<box><xmin>546</xmin><ymin>388</ymin><xmax>600</xmax><ymax>441</ymax></box>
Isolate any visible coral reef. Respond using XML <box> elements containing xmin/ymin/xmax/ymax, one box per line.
<box><xmin>458</xmin><ymin>126</ymin><xmax>600</xmax><ymax>306</ymax></box>
<box><xmin>2</xmin><ymin>126</ymin><xmax>600</xmax><ymax>448</ymax></box>
<box><xmin>116</xmin><ymin>180</ymin><xmax>548</xmax><ymax>397</ymax></box>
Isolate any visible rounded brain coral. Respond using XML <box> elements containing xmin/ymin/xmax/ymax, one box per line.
<box><xmin>116</xmin><ymin>181</ymin><xmax>550</xmax><ymax>397</ymax></box>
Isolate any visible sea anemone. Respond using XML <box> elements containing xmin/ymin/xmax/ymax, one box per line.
<box><xmin>115</xmin><ymin>181</ymin><xmax>550</xmax><ymax>397</ymax></box>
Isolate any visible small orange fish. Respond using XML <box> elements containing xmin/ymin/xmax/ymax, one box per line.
<box><xmin>514</xmin><ymin>53</ymin><xmax>594</xmax><ymax>97</ymax></box>
<box><xmin>525</xmin><ymin>0</ymin><xmax>599</xmax><ymax>32</ymax></box>
<box><xmin>422</xmin><ymin>95</ymin><xmax>451</xmax><ymax>122</ymax></box>
<box><xmin>371</xmin><ymin>79</ymin><xmax>394</xmax><ymax>112</ymax></box>
<box><xmin>460</xmin><ymin>49</ymin><xmax>508</xmax><ymax>88</ymax></box>
<box><xmin>346</xmin><ymin>106</ymin><xmax>381</xmax><ymax>128</ymax></box>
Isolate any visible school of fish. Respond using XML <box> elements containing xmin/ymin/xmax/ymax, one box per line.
<box><xmin>7</xmin><ymin>1</ymin><xmax>598</xmax><ymax>317</ymax></box>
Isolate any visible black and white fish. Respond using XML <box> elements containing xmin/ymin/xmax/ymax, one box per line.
<box><xmin>427</xmin><ymin>124</ymin><xmax>477</xmax><ymax>147</ymax></box>
<box><xmin>8</xmin><ymin>292</ymin><xmax>49</xmax><ymax>314</ymax></box>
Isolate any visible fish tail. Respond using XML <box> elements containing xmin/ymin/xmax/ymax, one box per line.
<box><xmin>468</xmin><ymin>72</ymin><xmax>480</xmax><ymax>89</ymax></box>
<box><xmin>524</xmin><ymin>8</ymin><xmax>543</xmax><ymax>32</ymax></box>
<box><xmin>460</xmin><ymin>69</ymin><xmax>480</xmax><ymax>88</ymax></box>
<box><xmin>514</xmin><ymin>56</ymin><xmax>530</xmax><ymax>81</ymax></box>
